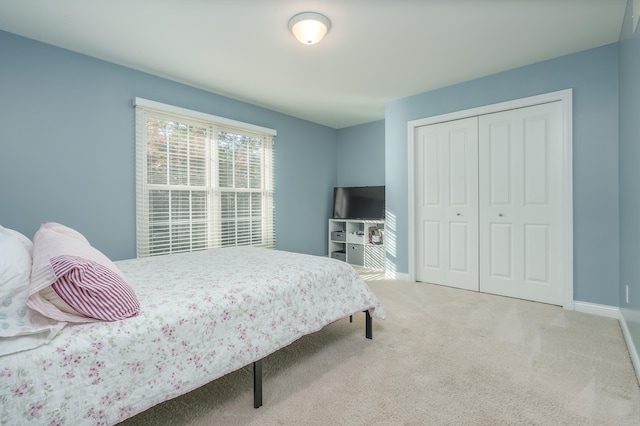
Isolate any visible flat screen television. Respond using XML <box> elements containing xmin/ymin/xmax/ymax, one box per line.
<box><xmin>333</xmin><ymin>186</ymin><xmax>385</xmax><ymax>220</ymax></box>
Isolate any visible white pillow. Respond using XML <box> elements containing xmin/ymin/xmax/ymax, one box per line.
<box><xmin>0</xmin><ymin>226</ymin><xmax>65</xmax><ymax>356</ymax></box>
<box><xmin>0</xmin><ymin>225</ymin><xmax>33</xmax><ymax>255</ymax></box>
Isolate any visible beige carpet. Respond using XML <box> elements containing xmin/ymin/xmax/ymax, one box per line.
<box><xmin>120</xmin><ymin>273</ymin><xmax>640</xmax><ymax>425</ymax></box>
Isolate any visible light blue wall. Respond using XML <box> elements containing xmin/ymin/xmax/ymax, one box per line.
<box><xmin>386</xmin><ymin>44</ymin><xmax>620</xmax><ymax>306</ymax></box>
<box><xmin>619</xmin><ymin>0</ymin><xmax>640</xmax><ymax>369</ymax></box>
<box><xmin>0</xmin><ymin>29</ymin><xmax>626</xmax><ymax>309</ymax></box>
<box><xmin>336</xmin><ymin>120</ymin><xmax>385</xmax><ymax>186</ymax></box>
<box><xmin>0</xmin><ymin>31</ymin><xmax>337</xmax><ymax>260</ymax></box>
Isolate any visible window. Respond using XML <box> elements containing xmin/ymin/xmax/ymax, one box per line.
<box><xmin>135</xmin><ymin>98</ymin><xmax>276</xmax><ymax>257</ymax></box>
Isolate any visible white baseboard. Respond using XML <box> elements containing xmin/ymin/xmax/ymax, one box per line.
<box><xmin>385</xmin><ymin>270</ymin><xmax>411</xmax><ymax>281</ymax></box>
<box><xmin>573</xmin><ymin>301</ymin><xmax>640</xmax><ymax>385</ymax></box>
<box><xmin>573</xmin><ymin>300</ymin><xmax>621</xmax><ymax>319</ymax></box>
<box><xmin>620</xmin><ymin>308</ymin><xmax>640</xmax><ymax>386</ymax></box>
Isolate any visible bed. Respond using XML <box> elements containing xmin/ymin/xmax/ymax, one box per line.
<box><xmin>0</xmin><ymin>224</ymin><xmax>385</xmax><ymax>426</ymax></box>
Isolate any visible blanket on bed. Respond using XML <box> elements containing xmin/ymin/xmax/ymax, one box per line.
<box><xmin>0</xmin><ymin>247</ymin><xmax>384</xmax><ymax>425</ymax></box>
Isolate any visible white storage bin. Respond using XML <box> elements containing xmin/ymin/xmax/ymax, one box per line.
<box><xmin>347</xmin><ymin>233</ymin><xmax>367</xmax><ymax>244</ymax></box>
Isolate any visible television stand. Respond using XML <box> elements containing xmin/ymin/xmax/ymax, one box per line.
<box><xmin>329</xmin><ymin>219</ymin><xmax>385</xmax><ymax>270</ymax></box>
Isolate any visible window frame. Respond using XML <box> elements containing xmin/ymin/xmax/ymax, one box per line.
<box><xmin>134</xmin><ymin>98</ymin><xmax>276</xmax><ymax>258</ymax></box>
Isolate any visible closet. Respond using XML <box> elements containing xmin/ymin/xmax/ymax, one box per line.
<box><xmin>413</xmin><ymin>100</ymin><xmax>565</xmax><ymax>305</ymax></box>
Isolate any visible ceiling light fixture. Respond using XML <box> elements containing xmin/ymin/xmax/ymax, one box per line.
<box><xmin>288</xmin><ymin>12</ymin><xmax>331</xmax><ymax>45</ymax></box>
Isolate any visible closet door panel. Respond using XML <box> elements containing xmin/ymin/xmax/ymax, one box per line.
<box><xmin>423</xmin><ymin>221</ymin><xmax>441</xmax><ymax>269</ymax></box>
<box><xmin>524</xmin><ymin>117</ymin><xmax>549</xmax><ymax>205</ymax></box>
<box><xmin>415</xmin><ymin>117</ymin><xmax>478</xmax><ymax>291</ymax></box>
<box><xmin>450</xmin><ymin>133</ymin><xmax>469</xmax><ymax>206</ymax></box>
<box><xmin>489</xmin><ymin>223</ymin><xmax>513</xmax><ymax>279</ymax></box>
<box><xmin>488</xmin><ymin>123</ymin><xmax>512</xmax><ymax>206</ymax></box>
<box><xmin>481</xmin><ymin>118</ymin><xmax>520</xmax><ymax>296</ymax></box>
<box><xmin>479</xmin><ymin>102</ymin><xmax>564</xmax><ymax>305</ymax></box>
<box><xmin>525</xmin><ymin>224</ymin><xmax>549</xmax><ymax>283</ymax></box>
<box><xmin>450</xmin><ymin>222</ymin><xmax>469</xmax><ymax>272</ymax></box>
<box><xmin>424</xmin><ymin>134</ymin><xmax>441</xmax><ymax>206</ymax></box>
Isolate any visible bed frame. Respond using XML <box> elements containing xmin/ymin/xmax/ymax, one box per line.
<box><xmin>1</xmin><ymin>247</ymin><xmax>384</xmax><ymax>425</ymax></box>
<box><xmin>251</xmin><ymin>311</ymin><xmax>372</xmax><ymax>408</ymax></box>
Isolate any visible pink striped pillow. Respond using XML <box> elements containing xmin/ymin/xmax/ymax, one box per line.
<box><xmin>49</xmin><ymin>255</ymin><xmax>139</xmax><ymax>321</ymax></box>
<box><xmin>28</xmin><ymin>222</ymin><xmax>140</xmax><ymax>322</ymax></box>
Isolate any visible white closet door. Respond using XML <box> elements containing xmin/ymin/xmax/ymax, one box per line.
<box><xmin>415</xmin><ymin>117</ymin><xmax>479</xmax><ymax>291</ymax></box>
<box><xmin>478</xmin><ymin>101</ymin><xmax>564</xmax><ymax>305</ymax></box>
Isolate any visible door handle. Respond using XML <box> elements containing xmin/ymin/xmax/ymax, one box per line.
<box><xmin>499</xmin><ymin>213</ymin><xmax>504</xmax><ymax>217</ymax></box>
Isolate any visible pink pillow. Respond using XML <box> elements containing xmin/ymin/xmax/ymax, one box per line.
<box><xmin>28</xmin><ymin>222</ymin><xmax>140</xmax><ymax>322</ymax></box>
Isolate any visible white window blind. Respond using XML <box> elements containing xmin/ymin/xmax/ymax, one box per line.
<box><xmin>135</xmin><ymin>98</ymin><xmax>276</xmax><ymax>258</ymax></box>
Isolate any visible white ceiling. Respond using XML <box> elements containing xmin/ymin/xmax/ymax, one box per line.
<box><xmin>0</xmin><ymin>0</ymin><xmax>627</xmax><ymax>129</ymax></box>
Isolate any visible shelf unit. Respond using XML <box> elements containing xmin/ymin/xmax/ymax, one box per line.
<box><xmin>328</xmin><ymin>219</ymin><xmax>385</xmax><ymax>270</ymax></box>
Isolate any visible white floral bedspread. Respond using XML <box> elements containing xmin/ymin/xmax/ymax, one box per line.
<box><xmin>0</xmin><ymin>247</ymin><xmax>385</xmax><ymax>425</ymax></box>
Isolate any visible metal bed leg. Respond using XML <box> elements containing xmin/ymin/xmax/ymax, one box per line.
<box><xmin>253</xmin><ymin>312</ymin><xmax>370</xmax><ymax>408</ymax></box>
<box><xmin>253</xmin><ymin>360</ymin><xmax>263</xmax><ymax>408</ymax></box>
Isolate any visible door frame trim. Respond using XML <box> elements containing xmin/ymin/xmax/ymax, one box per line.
<box><xmin>407</xmin><ymin>89</ymin><xmax>574</xmax><ymax>309</ymax></box>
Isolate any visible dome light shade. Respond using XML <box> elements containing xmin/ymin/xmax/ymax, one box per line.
<box><xmin>288</xmin><ymin>12</ymin><xmax>331</xmax><ymax>45</ymax></box>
